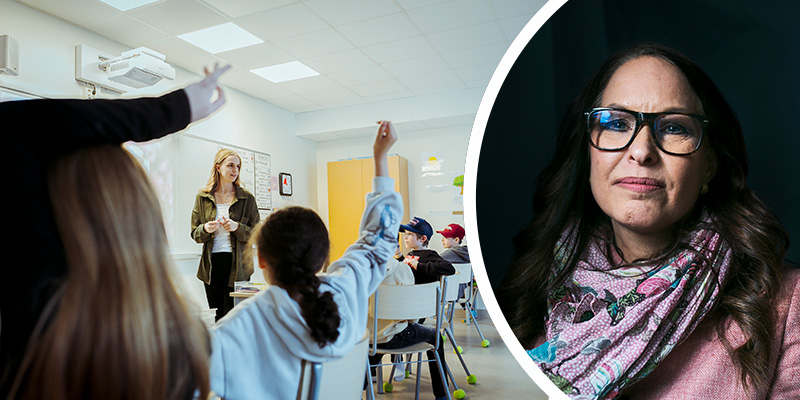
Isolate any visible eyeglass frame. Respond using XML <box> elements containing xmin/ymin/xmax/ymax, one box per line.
<box><xmin>584</xmin><ymin>107</ymin><xmax>710</xmax><ymax>156</ymax></box>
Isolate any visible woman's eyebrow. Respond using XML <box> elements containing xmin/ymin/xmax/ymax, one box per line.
<box><xmin>603</xmin><ymin>103</ymin><xmax>699</xmax><ymax>114</ymax></box>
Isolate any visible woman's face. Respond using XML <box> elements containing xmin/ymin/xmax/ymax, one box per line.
<box><xmin>216</xmin><ymin>155</ymin><xmax>240</xmax><ymax>184</ymax></box>
<box><xmin>589</xmin><ymin>56</ymin><xmax>717</xmax><ymax>242</ymax></box>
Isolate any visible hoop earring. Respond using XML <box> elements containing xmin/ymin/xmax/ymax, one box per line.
<box><xmin>700</xmin><ymin>183</ymin><xmax>709</xmax><ymax>195</ymax></box>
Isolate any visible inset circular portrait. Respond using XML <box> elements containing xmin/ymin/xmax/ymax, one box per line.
<box><xmin>466</xmin><ymin>0</ymin><xmax>800</xmax><ymax>399</ymax></box>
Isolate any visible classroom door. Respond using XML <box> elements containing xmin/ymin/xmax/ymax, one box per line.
<box><xmin>327</xmin><ymin>155</ymin><xmax>409</xmax><ymax>261</ymax></box>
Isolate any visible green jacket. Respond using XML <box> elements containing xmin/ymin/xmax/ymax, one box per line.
<box><xmin>191</xmin><ymin>186</ymin><xmax>260</xmax><ymax>287</ymax></box>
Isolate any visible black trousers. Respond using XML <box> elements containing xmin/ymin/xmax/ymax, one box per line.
<box><xmin>205</xmin><ymin>252</ymin><xmax>234</xmax><ymax>321</ymax></box>
<box><xmin>368</xmin><ymin>323</ymin><xmax>448</xmax><ymax>397</ymax></box>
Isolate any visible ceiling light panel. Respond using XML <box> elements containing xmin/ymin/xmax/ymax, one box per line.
<box><xmin>98</xmin><ymin>0</ymin><xmax>159</xmax><ymax>11</ymax></box>
<box><xmin>178</xmin><ymin>22</ymin><xmax>263</xmax><ymax>54</ymax></box>
<box><xmin>250</xmin><ymin>61</ymin><xmax>320</xmax><ymax>83</ymax></box>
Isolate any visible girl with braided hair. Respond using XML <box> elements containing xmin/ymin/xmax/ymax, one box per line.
<box><xmin>208</xmin><ymin>121</ymin><xmax>402</xmax><ymax>399</ymax></box>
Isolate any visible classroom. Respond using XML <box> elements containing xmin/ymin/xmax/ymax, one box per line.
<box><xmin>0</xmin><ymin>0</ymin><xmax>551</xmax><ymax>399</ymax></box>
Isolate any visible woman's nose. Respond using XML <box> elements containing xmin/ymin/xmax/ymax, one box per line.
<box><xmin>627</xmin><ymin>124</ymin><xmax>658</xmax><ymax>164</ymax></box>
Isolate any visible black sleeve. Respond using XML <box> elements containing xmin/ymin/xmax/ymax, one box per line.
<box><xmin>4</xmin><ymin>89</ymin><xmax>191</xmax><ymax>158</ymax></box>
<box><xmin>416</xmin><ymin>251</ymin><xmax>455</xmax><ymax>277</ymax></box>
<box><xmin>0</xmin><ymin>89</ymin><xmax>192</xmax><ymax>395</ymax></box>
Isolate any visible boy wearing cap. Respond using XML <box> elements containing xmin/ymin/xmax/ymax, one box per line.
<box><xmin>398</xmin><ymin>216</ymin><xmax>455</xmax><ymax>284</ymax></box>
<box><xmin>437</xmin><ymin>223</ymin><xmax>470</xmax><ymax>263</ymax></box>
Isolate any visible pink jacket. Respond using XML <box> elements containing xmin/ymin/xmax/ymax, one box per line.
<box><xmin>622</xmin><ymin>267</ymin><xmax>800</xmax><ymax>399</ymax></box>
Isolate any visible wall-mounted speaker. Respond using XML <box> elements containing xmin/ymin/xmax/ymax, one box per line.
<box><xmin>0</xmin><ymin>34</ymin><xmax>20</xmax><ymax>76</ymax></box>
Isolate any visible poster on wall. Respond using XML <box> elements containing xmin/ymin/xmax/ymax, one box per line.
<box><xmin>451</xmin><ymin>171</ymin><xmax>464</xmax><ymax>208</ymax></box>
<box><xmin>254</xmin><ymin>153</ymin><xmax>272</xmax><ymax>210</ymax></box>
<box><xmin>421</xmin><ymin>151</ymin><xmax>445</xmax><ymax>177</ymax></box>
<box><xmin>124</xmin><ymin>137</ymin><xmax>176</xmax><ymax>247</ymax></box>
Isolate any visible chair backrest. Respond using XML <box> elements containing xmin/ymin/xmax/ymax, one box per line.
<box><xmin>451</xmin><ymin>263</ymin><xmax>473</xmax><ymax>301</ymax></box>
<box><xmin>369</xmin><ymin>281</ymin><xmax>443</xmax><ymax>358</ymax></box>
<box><xmin>452</xmin><ymin>263</ymin><xmax>472</xmax><ymax>280</ymax></box>
<box><xmin>442</xmin><ymin>265</ymin><xmax>472</xmax><ymax>302</ymax></box>
<box><xmin>297</xmin><ymin>334</ymin><xmax>369</xmax><ymax>400</ymax></box>
<box><xmin>373</xmin><ymin>281</ymin><xmax>440</xmax><ymax>321</ymax></box>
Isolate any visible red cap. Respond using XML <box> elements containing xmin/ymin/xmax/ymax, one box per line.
<box><xmin>436</xmin><ymin>223</ymin><xmax>465</xmax><ymax>239</ymax></box>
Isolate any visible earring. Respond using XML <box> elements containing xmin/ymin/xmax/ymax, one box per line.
<box><xmin>700</xmin><ymin>183</ymin><xmax>709</xmax><ymax>195</ymax></box>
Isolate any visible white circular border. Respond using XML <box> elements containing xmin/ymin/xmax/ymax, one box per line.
<box><xmin>464</xmin><ymin>1</ymin><xmax>570</xmax><ymax>399</ymax></box>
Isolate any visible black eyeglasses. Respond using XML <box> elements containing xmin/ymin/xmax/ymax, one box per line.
<box><xmin>585</xmin><ymin>107</ymin><xmax>709</xmax><ymax>156</ymax></box>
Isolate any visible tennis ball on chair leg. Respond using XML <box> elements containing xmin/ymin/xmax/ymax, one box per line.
<box><xmin>481</xmin><ymin>339</ymin><xmax>490</xmax><ymax>348</ymax></box>
<box><xmin>454</xmin><ymin>389</ymin><xmax>466</xmax><ymax>399</ymax></box>
<box><xmin>467</xmin><ymin>374</ymin><xmax>477</xmax><ymax>384</ymax></box>
<box><xmin>383</xmin><ymin>382</ymin><xmax>393</xmax><ymax>392</ymax></box>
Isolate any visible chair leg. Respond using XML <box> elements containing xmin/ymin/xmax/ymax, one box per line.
<box><xmin>464</xmin><ymin>299</ymin><xmax>489</xmax><ymax>345</ymax></box>
<box><xmin>377</xmin><ymin>360</ymin><xmax>384</xmax><ymax>394</ymax></box>
<box><xmin>443</xmin><ymin>354</ymin><xmax>460</xmax><ymax>391</ymax></box>
<box><xmin>365</xmin><ymin>358</ymin><xmax>376</xmax><ymax>400</ymax></box>
<box><xmin>415</xmin><ymin>352</ymin><xmax>423</xmax><ymax>400</ymax></box>
<box><xmin>444</xmin><ymin>326</ymin><xmax>472</xmax><ymax>377</ymax></box>
<box><xmin>433</xmin><ymin>348</ymin><xmax>452</xmax><ymax>400</ymax></box>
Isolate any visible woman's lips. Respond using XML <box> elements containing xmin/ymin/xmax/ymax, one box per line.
<box><xmin>614</xmin><ymin>177</ymin><xmax>665</xmax><ymax>192</ymax></box>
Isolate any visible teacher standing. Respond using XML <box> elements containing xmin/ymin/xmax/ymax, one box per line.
<box><xmin>192</xmin><ymin>148</ymin><xmax>259</xmax><ymax>321</ymax></box>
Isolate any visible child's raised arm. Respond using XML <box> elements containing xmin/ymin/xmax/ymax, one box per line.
<box><xmin>374</xmin><ymin>120</ymin><xmax>398</xmax><ymax>177</ymax></box>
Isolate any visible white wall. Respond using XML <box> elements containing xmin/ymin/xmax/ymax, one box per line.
<box><xmin>0</xmin><ymin>0</ymin><xmax>318</xmax><ymax>309</ymax></box>
<box><xmin>316</xmin><ymin>125</ymin><xmax>471</xmax><ymax>254</ymax></box>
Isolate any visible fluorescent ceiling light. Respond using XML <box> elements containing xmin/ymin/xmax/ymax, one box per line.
<box><xmin>250</xmin><ymin>61</ymin><xmax>320</xmax><ymax>83</ymax></box>
<box><xmin>178</xmin><ymin>23</ymin><xmax>263</xmax><ymax>54</ymax></box>
<box><xmin>98</xmin><ymin>0</ymin><xmax>159</xmax><ymax>11</ymax></box>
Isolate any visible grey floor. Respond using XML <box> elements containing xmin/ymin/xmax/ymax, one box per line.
<box><xmin>364</xmin><ymin>308</ymin><xmax>549</xmax><ymax>400</ymax></box>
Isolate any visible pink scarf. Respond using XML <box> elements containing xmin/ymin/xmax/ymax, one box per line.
<box><xmin>527</xmin><ymin>227</ymin><xmax>732</xmax><ymax>399</ymax></box>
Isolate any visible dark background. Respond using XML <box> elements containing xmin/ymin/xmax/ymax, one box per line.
<box><xmin>476</xmin><ymin>0</ymin><xmax>800</xmax><ymax>289</ymax></box>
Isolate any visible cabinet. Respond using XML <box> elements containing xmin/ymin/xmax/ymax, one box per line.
<box><xmin>327</xmin><ymin>155</ymin><xmax>409</xmax><ymax>261</ymax></box>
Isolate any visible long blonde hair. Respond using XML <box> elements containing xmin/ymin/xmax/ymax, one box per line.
<box><xmin>10</xmin><ymin>145</ymin><xmax>210</xmax><ymax>399</ymax></box>
<box><xmin>202</xmin><ymin>148</ymin><xmax>241</xmax><ymax>193</ymax></box>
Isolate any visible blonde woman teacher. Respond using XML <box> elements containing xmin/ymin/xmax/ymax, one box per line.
<box><xmin>192</xmin><ymin>149</ymin><xmax>259</xmax><ymax>321</ymax></box>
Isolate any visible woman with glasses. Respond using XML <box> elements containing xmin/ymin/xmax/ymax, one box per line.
<box><xmin>499</xmin><ymin>44</ymin><xmax>798</xmax><ymax>399</ymax></box>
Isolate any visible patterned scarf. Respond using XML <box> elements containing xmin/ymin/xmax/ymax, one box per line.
<box><xmin>527</xmin><ymin>226</ymin><xmax>732</xmax><ymax>399</ymax></box>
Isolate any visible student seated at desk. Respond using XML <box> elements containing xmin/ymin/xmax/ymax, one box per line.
<box><xmin>208</xmin><ymin>121</ymin><xmax>402</xmax><ymax>400</ymax></box>
<box><xmin>397</xmin><ymin>217</ymin><xmax>455</xmax><ymax>284</ymax></box>
<box><xmin>437</xmin><ymin>223</ymin><xmax>470</xmax><ymax>264</ymax></box>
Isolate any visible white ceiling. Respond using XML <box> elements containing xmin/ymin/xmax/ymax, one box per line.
<box><xmin>14</xmin><ymin>0</ymin><xmax>541</xmax><ymax>140</ymax></box>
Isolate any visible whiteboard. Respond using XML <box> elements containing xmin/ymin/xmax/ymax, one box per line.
<box><xmin>125</xmin><ymin>132</ymin><xmax>272</xmax><ymax>256</ymax></box>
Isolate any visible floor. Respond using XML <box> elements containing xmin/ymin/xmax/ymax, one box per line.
<box><xmin>364</xmin><ymin>307</ymin><xmax>549</xmax><ymax>400</ymax></box>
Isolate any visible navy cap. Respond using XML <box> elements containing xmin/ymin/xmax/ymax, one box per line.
<box><xmin>399</xmin><ymin>216</ymin><xmax>433</xmax><ymax>239</ymax></box>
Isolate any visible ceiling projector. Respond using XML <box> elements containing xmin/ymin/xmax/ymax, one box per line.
<box><xmin>105</xmin><ymin>47</ymin><xmax>175</xmax><ymax>88</ymax></box>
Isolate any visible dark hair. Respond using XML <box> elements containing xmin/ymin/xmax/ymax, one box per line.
<box><xmin>499</xmin><ymin>43</ymin><xmax>789</xmax><ymax>394</ymax></box>
<box><xmin>410</xmin><ymin>231</ymin><xmax>430</xmax><ymax>247</ymax></box>
<box><xmin>254</xmin><ymin>206</ymin><xmax>340</xmax><ymax>347</ymax></box>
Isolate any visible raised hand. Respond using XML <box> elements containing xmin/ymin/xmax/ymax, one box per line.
<box><xmin>184</xmin><ymin>63</ymin><xmax>232</xmax><ymax>123</ymax></box>
<box><xmin>374</xmin><ymin>120</ymin><xmax>398</xmax><ymax>177</ymax></box>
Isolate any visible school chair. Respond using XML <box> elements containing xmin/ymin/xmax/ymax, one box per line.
<box><xmin>297</xmin><ymin>334</ymin><xmax>369</xmax><ymax>400</ymax></box>
<box><xmin>453</xmin><ymin>264</ymin><xmax>488</xmax><ymax>347</ymax></box>
<box><xmin>366</xmin><ymin>281</ymin><xmax>452</xmax><ymax>400</ymax></box>
<box><xmin>440</xmin><ymin>268</ymin><xmax>476</xmax><ymax>389</ymax></box>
